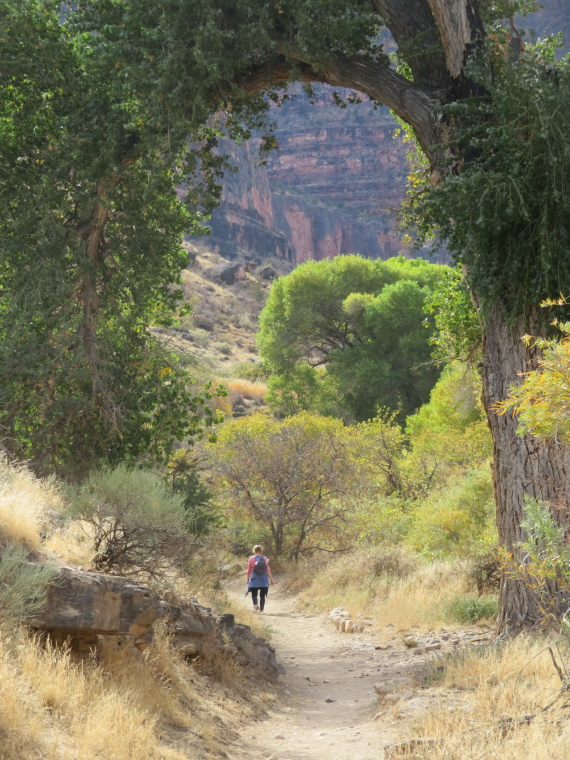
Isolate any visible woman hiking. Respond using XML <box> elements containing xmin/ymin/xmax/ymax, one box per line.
<box><xmin>246</xmin><ymin>545</ymin><xmax>274</xmax><ymax>612</ymax></box>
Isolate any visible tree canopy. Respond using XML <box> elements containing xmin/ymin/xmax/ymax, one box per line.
<box><xmin>207</xmin><ymin>412</ymin><xmax>365</xmax><ymax>558</ymax></box>
<box><xmin>258</xmin><ymin>255</ymin><xmax>449</xmax><ymax>421</ymax></box>
<box><xmin>413</xmin><ymin>36</ymin><xmax>570</xmax><ymax>318</ymax></box>
<box><xmin>0</xmin><ymin>0</ymin><xmax>237</xmax><ymax>475</ymax></box>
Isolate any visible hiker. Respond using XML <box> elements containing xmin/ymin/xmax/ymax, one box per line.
<box><xmin>246</xmin><ymin>545</ymin><xmax>274</xmax><ymax>612</ymax></box>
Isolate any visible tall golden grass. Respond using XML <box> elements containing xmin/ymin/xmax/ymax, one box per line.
<box><xmin>225</xmin><ymin>379</ymin><xmax>267</xmax><ymax>405</ymax></box>
<box><xmin>415</xmin><ymin>636</ymin><xmax>570</xmax><ymax>759</ymax></box>
<box><xmin>298</xmin><ymin>548</ymin><xmax>472</xmax><ymax>630</ymax></box>
<box><xmin>0</xmin><ymin>456</ymin><xmax>61</xmax><ymax>550</ymax></box>
<box><xmin>0</xmin><ymin>624</ymin><xmax>255</xmax><ymax>760</ymax></box>
<box><xmin>0</xmin><ymin>456</ymin><xmax>267</xmax><ymax>759</ymax></box>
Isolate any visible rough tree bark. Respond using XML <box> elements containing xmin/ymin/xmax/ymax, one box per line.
<box><xmin>239</xmin><ymin>0</ymin><xmax>570</xmax><ymax>631</ymax></box>
<box><xmin>481</xmin><ymin>303</ymin><xmax>570</xmax><ymax>632</ymax></box>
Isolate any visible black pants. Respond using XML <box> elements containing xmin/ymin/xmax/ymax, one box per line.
<box><xmin>251</xmin><ymin>587</ymin><xmax>268</xmax><ymax>610</ymax></box>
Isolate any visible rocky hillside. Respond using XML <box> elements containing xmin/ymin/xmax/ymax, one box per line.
<box><xmin>526</xmin><ymin>0</ymin><xmax>570</xmax><ymax>42</ymax></box>
<box><xmin>158</xmin><ymin>243</ymin><xmax>291</xmax><ymax>377</ymax></box>
<box><xmin>194</xmin><ymin>0</ymin><xmax>570</xmax><ymax>267</ymax></box>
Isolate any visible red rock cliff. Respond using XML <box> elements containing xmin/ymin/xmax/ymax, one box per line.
<box><xmin>197</xmin><ymin>1</ymin><xmax>570</xmax><ymax>265</ymax></box>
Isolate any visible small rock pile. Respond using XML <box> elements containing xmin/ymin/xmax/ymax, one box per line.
<box><xmin>329</xmin><ymin>607</ymin><xmax>373</xmax><ymax>634</ymax></box>
<box><xmin>400</xmin><ymin>627</ymin><xmax>493</xmax><ymax>656</ymax></box>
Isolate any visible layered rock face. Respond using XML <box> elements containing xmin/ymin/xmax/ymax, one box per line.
<box><xmin>197</xmin><ymin>1</ymin><xmax>570</xmax><ymax>267</ymax></box>
<box><xmin>202</xmin><ymin>91</ymin><xmax>407</xmax><ymax>265</ymax></box>
<box><xmin>29</xmin><ymin>567</ymin><xmax>281</xmax><ymax>681</ymax></box>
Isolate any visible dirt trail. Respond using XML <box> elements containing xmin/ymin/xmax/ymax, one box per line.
<box><xmin>228</xmin><ymin>581</ymin><xmax>409</xmax><ymax>760</ymax></box>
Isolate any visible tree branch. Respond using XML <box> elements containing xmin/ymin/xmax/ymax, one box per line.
<box><xmin>239</xmin><ymin>54</ymin><xmax>439</xmax><ymax>157</ymax></box>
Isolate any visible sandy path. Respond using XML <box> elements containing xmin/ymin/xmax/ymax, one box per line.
<box><xmin>227</xmin><ymin>581</ymin><xmax>403</xmax><ymax>760</ymax></box>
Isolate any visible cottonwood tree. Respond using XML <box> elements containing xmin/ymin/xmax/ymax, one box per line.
<box><xmin>184</xmin><ymin>0</ymin><xmax>570</xmax><ymax>633</ymax></box>
<box><xmin>0</xmin><ymin>1</ymin><xmax>247</xmax><ymax>474</ymax></box>
<box><xmin>7</xmin><ymin>0</ymin><xmax>570</xmax><ymax>629</ymax></box>
<box><xmin>258</xmin><ymin>255</ymin><xmax>446</xmax><ymax>421</ymax></box>
<box><xmin>207</xmin><ymin>412</ymin><xmax>365</xmax><ymax>559</ymax></box>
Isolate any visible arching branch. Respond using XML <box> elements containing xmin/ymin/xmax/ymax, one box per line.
<box><xmin>239</xmin><ymin>54</ymin><xmax>439</xmax><ymax>157</ymax></box>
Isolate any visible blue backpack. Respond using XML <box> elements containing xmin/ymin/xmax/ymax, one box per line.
<box><xmin>252</xmin><ymin>555</ymin><xmax>268</xmax><ymax>576</ymax></box>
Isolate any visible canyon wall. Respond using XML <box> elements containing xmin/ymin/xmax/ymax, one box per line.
<box><xmin>195</xmin><ymin>2</ymin><xmax>570</xmax><ymax>266</ymax></box>
<box><xmin>202</xmin><ymin>91</ymin><xmax>408</xmax><ymax>265</ymax></box>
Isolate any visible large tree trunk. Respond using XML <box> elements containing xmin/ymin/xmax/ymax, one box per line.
<box><xmin>481</xmin><ymin>301</ymin><xmax>570</xmax><ymax>633</ymax></box>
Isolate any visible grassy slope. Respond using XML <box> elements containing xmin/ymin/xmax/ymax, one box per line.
<box><xmin>0</xmin><ymin>458</ymin><xmax>273</xmax><ymax>760</ymax></box>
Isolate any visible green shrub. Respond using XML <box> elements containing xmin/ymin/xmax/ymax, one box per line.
<box><xmin>356</xmin><ymin>496</ymin><xmax>413</xmax><ymax>546</ymax></box>
<box><xmin>228</xmin><ymin>362</ymin><xmax>270</xmax><ymax>383</ymax></box>
<box><xmin>444</xmin><ymin>593</ymin><xmax>498</xmax><ymax>624</ymax></box>
<box><xmin>187</xmin><ymin>328</ymin><xmax>210</xmax><ymax>347</ymax></box>
<box><xmin>406</xmin><ymin>467</ymin><xmax>496</xmax><ymax>559</ymax></box>
<box><xmin>0</xmin><ymin>544</ymin><xmax>57</xmax><ymax>627</ymax></box>
<box><xmin>213</xmin><ymin>341</ymin><xmax>231</xmax><ymax>355</ymax></box>
<box><xmin>67</xmin><ymin>466</ymin><xmax>189</xmax><ymax>579</ymax></box>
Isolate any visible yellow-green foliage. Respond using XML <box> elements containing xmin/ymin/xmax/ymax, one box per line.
<box><xmin>406</xmin><ymin>363</ymin><xmax>492</xmax><ymax>471</ymax></box>
<box><xmin>497</xmin><ymin>327</ymin><xmax>570</xmax><ymax>441</ymax></box>
<box><xmin>208</xmin><ymin>411</ymin><xmax>364</xmax><ymax>557</ymax></box>
<box><xmin>208</xmin><ymin>366</ymin><xmax>495</xmax><ymax>560</ymax></box>
<box><xmin>403</xmin><ymin>366</ymin><xmax>495</xmax><ymax>557</ymax></box>
<box><xmin>406</xmin><ymin>466</ymin><xmax>496</xmax><ymax>558</ymax></box>
<box><xmin>351</xmin><ymin>366</ymin><xmax>495</xmax><ymax>557</ymax></box>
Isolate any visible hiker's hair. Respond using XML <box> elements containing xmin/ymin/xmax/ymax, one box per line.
<box><xmin>253</xmin><ymin>545</ymin><xmax>263</xmax><ymax>554</ymax></box>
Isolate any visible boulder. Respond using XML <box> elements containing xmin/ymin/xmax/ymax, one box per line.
<box><xmin>212</xmin><ymin>261</ymin><xmax>247</xmax><ymax>285</ymax></box>
<box><xmin>215</xmin><ymin>613</ymin><xmax>283</xmax><ymax>678</ymax></box>
<box><xmin>28</xmin><ymin>567</ymin><xmax>162</xmax><ymax>649</ymax></box>
<box><xmin>28</xmin><ymin>568</ymin><xmax>281</xmax><ymax>680</ymax></box>
<box><xmin>329</xmin><ymin>606</ymin><xmax>350</xmax><ymax>623</ymax></box>
<box><xmin>220</xmin><ymin>563</ymin><xmax>243</xmax><ymax>576</ymax></box>
<box><xmin>259</xmin><ymin>265</ymin><xmax>277</xmax><ymax>280</ymax></box>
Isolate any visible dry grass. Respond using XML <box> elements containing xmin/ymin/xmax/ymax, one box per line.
<box><xmin>412</xmin><ymin>636</ymin><xmax>570</xmax><ymax>759</ymax></box>
<box><xmin>0</xmin><ymin>456</ymin><xmax>62</xmax><ymax>550</ymax></box>
<box><xmin>298</xmin><ymin>548</ymin><xmax>470</xmax><ymax>631</ymax></box>
<box><xmin>225</xmin><ymin>379</ymin><xmax>267</xmax><ymax>405</ymax></box>
<box><xmin>0</xmin><ymin>454</ymin><xmax>275</xmax><ymax>760</ymax></box>
<box><xmin>43</xmin><ymin>520</ymin><xmax>97</xmax><ymax>567</ymax></box>
<box><xmin>0</xmin><ymin>623</ymin><xmax>255</xmax><ymax>760</ymax></box>
<box><xmin>370</xmin><ymin>561</ymin><xmax>467</xmax><ymax>631</ymax></box>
